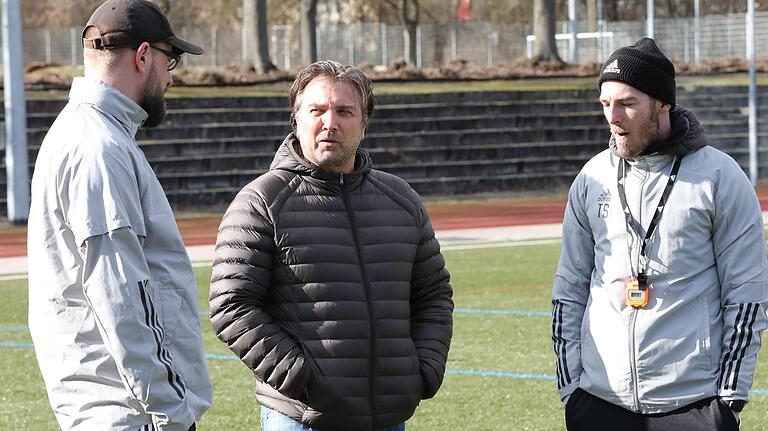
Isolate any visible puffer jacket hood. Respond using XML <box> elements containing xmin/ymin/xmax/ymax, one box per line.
<box><xmin>609</xmin><ymin>105</ymin><xmax>707</xmax><ymax>157</ymax></box>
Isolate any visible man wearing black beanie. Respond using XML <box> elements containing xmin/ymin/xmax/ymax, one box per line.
<box><xmin>552</xmin><ymin>37</ymin><xmax>767</xmax><ymax>431</ymax></box>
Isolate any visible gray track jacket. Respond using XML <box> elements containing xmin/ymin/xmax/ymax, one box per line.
<box><xmin>28</xmin><ymin>77</ymin><xmax>212</xmax><ymax>430</ymax></box>
<box><xmin>552</xmin><ymin>106</ymin><xmax>768</xmax><ymax>414</ymax></box>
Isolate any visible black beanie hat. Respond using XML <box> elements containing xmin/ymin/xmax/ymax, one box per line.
<box><xmin>598</xmin><ymin>37</ymin><xmax>676</xmax><ymax>106</ymax></box>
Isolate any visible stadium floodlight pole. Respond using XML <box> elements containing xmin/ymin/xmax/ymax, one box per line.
<box><xmin>646</xmin><ymin>0</ymin><xmax>654</xmax><ymax>39</ymax></box>
<box><xmin>568</xmin><ymin>0</ymin><xmax>578</xmax><ymax>64</ymax></box>
<box><xmin>597</xmin><ymin>0</ymin><xmax>604</xmax><ymax>61</ymax></box>
<box><xmin>694</xmin><ymin>0</ymin><xmax>700</xmax><ymax>63</ymax></box>
<box><xmin>2</xmin><ymin>0</ymin><xmax>29</xmax><ymax>224</ymax></box>
<box><xmin>747</xmin><ymin>0</ymin><xmax>758</xmax><ymax>185</ymax></box>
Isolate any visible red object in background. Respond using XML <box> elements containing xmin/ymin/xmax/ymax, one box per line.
<box><xmin>457</xmin><ymin>0</ymin><xmax>471</xmax><ymax>22</ymax></box>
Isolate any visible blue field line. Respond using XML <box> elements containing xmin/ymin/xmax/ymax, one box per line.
<box><xmin>0</xmin><ymin>341</ymin><xmax>33</xmax><ymax>348</ymax></box>
<box><xmin>454</xmin><ymin>308</ymin><xmax>549</xmax><ymax>317</ymax></box>
<box><xmin>447</xmin><ymin>369</ymin><xmax>556</xmax><ymax>380</ymax></box>
<box><xmin>204</xmin><ymin>353</ymin><xmax>553</xmax><ymax>380</ymax></box>
<box><xmin>0</xmin><ymin>326</ymin><xmax>29</xmax><ymax>332</ymax></box>
<box><xmin>207</xmin><ymin>353</ymin><xmax>240</xmax><ymax>360</ymax></box>
<box><xmin>0</xmin><ymin>343</ymin><xmax>764</xmax><ymax>394</ymax></box>
<box><xmin>199</xmin><ymin>309</ymin><xmax>550</xmax><ymax>318</ymax></box>
<box><xmin>204</xmin><ymin>354</ymin><xmax>555</xmax><ymax>381</ymax></box>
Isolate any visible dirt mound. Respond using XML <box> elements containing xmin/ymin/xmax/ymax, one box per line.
<box><xmin>13</xmin><ymin>57</ymin><xmax>768</xmax><ymax>90</ymax></box>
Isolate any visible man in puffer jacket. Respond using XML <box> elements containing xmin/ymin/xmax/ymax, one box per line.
<box><xmin>209</xmin><ymin>60</ymin><xmax>454</xmax><ymax>431</ymax></box>
<box><xmin>552</xmin><ymin>38</ymin><xmax>768</xmax><ymax>430</ymax></box>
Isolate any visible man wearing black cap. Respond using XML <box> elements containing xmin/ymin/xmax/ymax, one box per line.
<box><xmin>552</xmin><ymin>38</ymin><xmax>768</xmax><ymax>430</ymax></box>
<box><xmin>28</xmin><ymin>1</ymin><xmax>211</xmax><ymax>430</ymax></box>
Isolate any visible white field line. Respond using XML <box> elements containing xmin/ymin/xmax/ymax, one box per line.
<box><xmin>0</xmin><ymin>237</ymin><xmax>564</xmax><ymax>282</ymax></box>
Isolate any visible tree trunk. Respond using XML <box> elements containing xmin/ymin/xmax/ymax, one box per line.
<box><xmin>604</xmin><ymin>0</ymin><xmax>619</xmax><ymax>21</ymax></box>
<box><xmin>532</xmin><ymin>0</ymin><xmax>562</xmax><ymax>62</ymax></box>
<box><xmin>300</xmin><ymin>0</ymin><xmax>318</xmax><ymax>66</ymax></box>
<box><xmin>243</xmin><ymin>0</ymin><xmax>276</xmax><ymax>73</ymax></box>
<box><xmin>432</xmin><ymin>24</ymin><xmax>447</xmax><ymax>66</ymax></box>
<box><xmin>587</xmin><ymin>0</ymin><xmax>597</xmax><ymax>32</ymax></box>
<box><xmin>400</xmin><ymin>0</ymin><xmax>419</xmax><ymax>67</ymax></box>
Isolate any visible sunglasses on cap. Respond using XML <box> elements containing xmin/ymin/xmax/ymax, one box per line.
<box><xmin>83</xmin><ymin>39</ymin><xmax>182</xmax><ymax>71</ymax></box>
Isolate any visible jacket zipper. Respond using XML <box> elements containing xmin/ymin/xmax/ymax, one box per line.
<box><xmin>340</xmin><ymin>175</ymin><xmax>378</xmax><ymax>422</ymax></box>
<box><xmin>628</xmin><ymin>309</ymin><xmax>640</xmax><ymax>411</ymax></box>
<box><xmin>628</xmin><ymin>157</ymin><xmax>649</xmax><ymax>412</ymax></box>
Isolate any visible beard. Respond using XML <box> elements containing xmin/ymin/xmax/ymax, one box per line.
<box><xmin>613</xmin><ymin>103</ymin><xmax>661</xmax><ymax>159</ymax></box>
<box><xmin>139</xmin><ymin>67</ymin><xmax>167</xmax><ymax>129</ymax></box>
<box><xmin>313</xmin><ymin>132</ymin><xmax>359</xmax><ymax>170</ymax></box>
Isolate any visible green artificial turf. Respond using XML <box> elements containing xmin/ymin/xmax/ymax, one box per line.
<box><xmin>2</xmin><ymin>241</ymin><xmax>767</xmax><ymax>430</ymax></box>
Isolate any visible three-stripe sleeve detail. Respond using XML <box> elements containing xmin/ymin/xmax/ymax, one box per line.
<box><xmin>137</xmin><ymin>280</ymin><xmax>186</xmax><ymax>399</ymax></box>
<box><xmin>552</xmin><ymin>300</ymin><xmax>571</xmax><ymax>389</ymax></box>
<box><xmin>718</xmin><ymin>303</ymin><xmax>760</xmax><ymax>391</ymax></box>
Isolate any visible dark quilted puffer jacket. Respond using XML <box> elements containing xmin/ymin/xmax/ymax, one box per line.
<box><xmin>209</xmin><ymin>134</ymin><xmax>454</xmax><ymax>430</ymax></box>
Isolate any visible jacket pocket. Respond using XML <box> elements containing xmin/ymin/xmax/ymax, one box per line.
<box><xmin>157</xmin><ymin>285</ymin><xmax>184</xmax><ymax>345</ymax></box>
<box><xmin>638</xmin><ymin>296</ymin><xmax>713</xmax><ymax>395</ymax></box>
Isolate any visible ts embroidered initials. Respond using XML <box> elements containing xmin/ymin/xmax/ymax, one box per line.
<box><xmin>597</xmin><ymin>190</ymin><xmax>611</xmax><ymax>218</ymax></box>
<box><xmin>597</xmin><ymin>203</ymin><xmax>609</xmax><ymax>218</ymax></box>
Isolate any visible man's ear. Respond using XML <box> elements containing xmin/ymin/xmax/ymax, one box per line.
<box><xmin>659</xmin><ymin>100</ymin><xmax>672</xmax><ymax>113</ymax></box>
<box><xmin>134</xmin><ymin>42</ymin><xmax>151</xmax><ymax>73</ymax></box>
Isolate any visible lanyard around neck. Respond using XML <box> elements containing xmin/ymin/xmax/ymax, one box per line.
<box><xmin>616</xmin><ymin>156</ymin><xmax>683</xmax><ymax>283</ymax></box>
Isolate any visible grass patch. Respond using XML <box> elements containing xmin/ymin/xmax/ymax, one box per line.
<box><xmin>3</xmin><ymin>241</ymin><xmax>768</xmax><ymax>430</ymax></box>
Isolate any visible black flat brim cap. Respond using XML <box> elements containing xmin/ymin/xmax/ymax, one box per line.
<box><xmin>84</xmin><ymin>0</ymin><xmax>204</xmax><ymax>55</ymax></box>
<box><xmin>168</xmin><ymin>35</ymin><xmax>204</xmax><ymax>55</ymax></box>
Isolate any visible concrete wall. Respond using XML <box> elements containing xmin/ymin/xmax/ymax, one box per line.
<box><xmin>2</xmin><ymin>84</ymin><xmax>766</xmax><ymax>215</ymax></box>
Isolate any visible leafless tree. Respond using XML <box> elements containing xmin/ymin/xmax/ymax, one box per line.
<box><xmin>400</xmin><ymin>0</ymin><xmax>420</xmax><ymax>66</ymax></box>
<box><xmin>243</xmin><ymin>0</ymin><xmax>276</xmax><ymax>72</ymax></box>
<box><xmin>587</xmin><ymin>0</ymin><xmax>597</xmax><ymax>32</ymax></box>
<box><xmin>532</xmin><ymin>0</ymin><xmax>561</xmax><ymax>62</ymax></box>
<box><xmin>300</xmin><ymin>0</ymin><xmax>319</xmax><ymax>65</ymax></box>
<box><xmin>23</xmin><ymin>0</ymin><xmax>102</xmax><ymax>28</ymax></box>
<box><xmin>20</xmin><ymin>0</ymin><xmax>768</xmax><ymax>28</ymax></box>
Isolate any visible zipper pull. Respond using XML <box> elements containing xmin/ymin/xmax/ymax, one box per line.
<box><xmin>339</xmin><ymin>173</ymin><xmax>345</xmax><ymax>185</ymax></box>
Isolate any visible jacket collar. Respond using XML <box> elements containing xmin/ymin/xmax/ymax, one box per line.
<box><xmin>641</xmin><ymin>105</ymin><xmax>708</xmax><ymax>156</ymax></box>
<box><xmin>68</xmin><ymin>77</ymin><xmax>148</xmax><ymax>137</ymax></box>
<box><xmin>270</xmin><ymin>133</ymin><xmax>372</xmax><ymax>184</ymax></box>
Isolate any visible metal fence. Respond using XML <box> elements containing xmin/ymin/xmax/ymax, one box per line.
<box><xmin>11</xmin><ymin>11</ymin><xmax>768</xmax><ymax>71</ymax></box>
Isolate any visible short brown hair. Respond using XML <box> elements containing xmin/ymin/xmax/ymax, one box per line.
<box><xmin>289</xmin><ymin>60</ymin><xmax>375</xmax><ymax>132</ymax></box>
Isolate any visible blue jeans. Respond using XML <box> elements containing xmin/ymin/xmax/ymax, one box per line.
<box><xmin>260</xmin><ymin>406</ymin><xmax>406</xmax><ymax>431</ymax></box>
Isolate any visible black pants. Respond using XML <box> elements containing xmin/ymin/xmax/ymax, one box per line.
<box><xmin>565</xmin><ymin>388</ymin><xmax>740</xmax><ymax>431</ymax></box>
